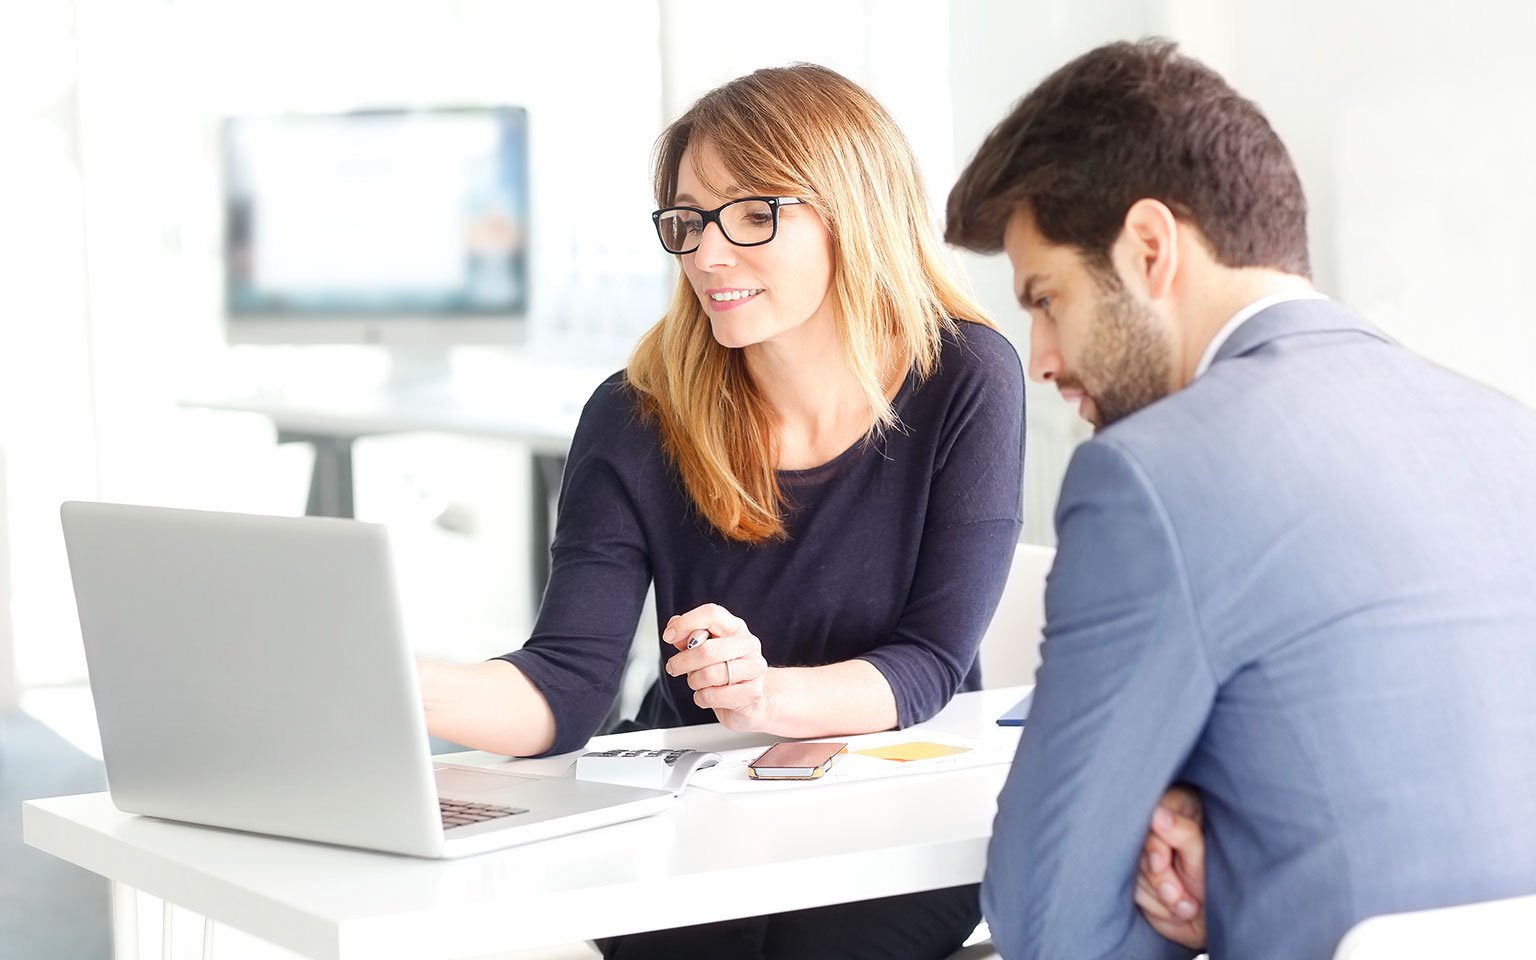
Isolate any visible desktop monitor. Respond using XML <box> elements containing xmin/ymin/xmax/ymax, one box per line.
<box><xmin>221</xmin><ymin>106</ymin><xmax>529</xmax><ymax>354</ymax></box>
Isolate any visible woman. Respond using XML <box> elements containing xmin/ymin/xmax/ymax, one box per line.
<box><xmin>420</xmin><ymin>64</ymin><xmax>1025</xmax><ymax>959</ymax></box>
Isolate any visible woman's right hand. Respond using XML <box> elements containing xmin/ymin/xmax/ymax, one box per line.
<box><xmin>1134</xmin><ymin>784</ymin><xmax>1208</xmax><ymax>949</ymax></box>
<box><xmin>416</xmin><ymin>658</ymin><xmax>556</xmax><ymax>757</ymax></box>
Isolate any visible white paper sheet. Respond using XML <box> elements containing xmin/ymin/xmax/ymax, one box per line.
<box><xmin>687</xmin><ymin>726</ymin><xmax>1019</xmax><ymax>794</ymax></box>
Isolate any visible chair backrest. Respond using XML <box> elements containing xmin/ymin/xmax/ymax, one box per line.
<box><xmin>1333</xmin><ymin>893</ymin><xmax>1536</xmax><ymax>959</ymax></box>
<box><xmin>977</xmin><ymin>542</ymin><xmax>1054</xmax><ymax>688</ymax></box>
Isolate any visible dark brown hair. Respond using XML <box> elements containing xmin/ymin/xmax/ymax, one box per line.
<box><xmin>946</xmin><ymin>38</ymin><xmax>1310</xmax><ymax>277</ymax></box>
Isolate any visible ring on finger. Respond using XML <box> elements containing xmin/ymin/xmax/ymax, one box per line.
<box><xmin>724</xmin><ymin>658</ymin><xmax>734</xmax><ymax>686</ymax></box>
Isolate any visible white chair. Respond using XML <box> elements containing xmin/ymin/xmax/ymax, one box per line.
<box><xmin>1333</xmin><ymin>893</ymin><xmax>1536</xmax><ymax>959</ymax></box>
<box><xmin>977</xmin><ymin>541</ymin><xmax>1055</xmax><ymax>688</ymax></box>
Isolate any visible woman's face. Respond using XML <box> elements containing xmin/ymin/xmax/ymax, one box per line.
<box><xmin>672</xmin><ymin>140</ymin><xmax>836</xmax><ymax>350</ymax></box>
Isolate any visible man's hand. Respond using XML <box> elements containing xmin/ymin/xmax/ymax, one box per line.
<box><xmin>1134</xmin><ymin>784</ymin><xmax>1208</xmax><ymax>949</ymax></box>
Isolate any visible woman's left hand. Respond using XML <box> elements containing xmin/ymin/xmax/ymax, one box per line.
<box><xmin>662</xmin><ymin>603</ymin><xmax>773</xmax><ymax>731</ymax></box>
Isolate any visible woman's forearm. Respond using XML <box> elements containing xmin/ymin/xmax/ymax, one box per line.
<box><xmin>418</xmin><ymin>658</ymin><xmax>558</xmax><ymax>757</ymax></box>
<box><xmin>761</xmin><ymin>659</ymin><xmax>898</xmax><ymax>738</ymax></box>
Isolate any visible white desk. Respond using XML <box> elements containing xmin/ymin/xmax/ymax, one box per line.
<box><xmin>181</xmin><ymin>354</ymin><xmax>614</xmax><ymax>610</ymax></box>
<box><xmin>24</xmin><ymin>686</ymin><xmax>1027</xmax><ymax>960</ymax></box>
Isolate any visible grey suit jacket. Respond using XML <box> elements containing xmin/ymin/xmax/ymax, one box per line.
<box><xmin>983</xmin><ymin>299</ymin><xmax>1536</xmax><ymax>960</ymax></box>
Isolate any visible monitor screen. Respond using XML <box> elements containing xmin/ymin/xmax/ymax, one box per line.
<box><xmin>222</xmin><ymin>106</ymin><xmax>529</xmax><ymax>339</ymax></box>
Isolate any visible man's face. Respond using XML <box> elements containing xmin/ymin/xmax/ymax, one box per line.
<box><xmin>1002</xmin><ymin>208</ymin><xmax>1176</xmax><ymax>431</ymax></box>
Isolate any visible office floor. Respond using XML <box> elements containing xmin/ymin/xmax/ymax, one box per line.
<box><xmin>0</xmin><ymin>705</ymin><xmax>110</xmax><ymax>960</ymax></box>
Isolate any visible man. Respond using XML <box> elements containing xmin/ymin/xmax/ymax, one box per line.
<box><xmin>946</xmin><ymin>38</ymin><xmax>1536</xmax><ymax>960</ymax></box>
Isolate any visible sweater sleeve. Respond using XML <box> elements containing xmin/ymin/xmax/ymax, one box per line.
<box><xmin>858</xmin><ymin>327</ymin><xmax>1027</xmax><ymax>726</ymax></box>
<box><xmin>497</xmin><ymin>378</ymin><xmax>653</xmax><ymax>755</ymax></box>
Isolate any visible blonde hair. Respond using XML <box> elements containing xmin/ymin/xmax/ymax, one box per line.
<box><xmin>626</xmin><ymin>63</ymin><xmax>994</xmax><ymax>542</ymax></box>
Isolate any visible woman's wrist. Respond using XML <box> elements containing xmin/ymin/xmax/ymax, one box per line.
<box><xmin>415</xmin><ymin>659</ymin><xmax>449</xmax><ymax>718</ymax></box>
<box><xmin>756</xmin><ymin>666</ymin><xmax>788</xmax><ymax>733</ymax></box>
<box><xmin>758</xmin><ymin>660</ymin><xmax>898</xmax><ymax>738</ymax></box>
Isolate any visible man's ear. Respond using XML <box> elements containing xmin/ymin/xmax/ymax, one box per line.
<box><xmin>1115</xmin><ymin>199</ymin><xmax>1180</xmax><ymax>301</ymax></box>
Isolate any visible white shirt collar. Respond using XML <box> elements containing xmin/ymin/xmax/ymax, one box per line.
<box><xmin>1194</xmin><ymin>290</ymin><xmax>1330</xmax><ymax>378</ymax></box>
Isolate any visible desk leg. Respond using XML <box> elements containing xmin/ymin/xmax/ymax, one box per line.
<box><xmin>279</xmin><ymin>432</ymin><xmax>357</xmax><ymax>519</ymax></box>
<box><xmin>111</xmin><ymin>881</ymin><xmax>139</xmax><ymax>960</ymax></box>
<box><xmin>530</xmin><ymin>453</ymin><xmax>565</xmax><ymax>612</ymax></box>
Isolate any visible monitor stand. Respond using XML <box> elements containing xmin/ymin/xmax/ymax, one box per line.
<box><xmin>380</xmin><ymin>346</ymin><xmax>454</xmax><ymax>390</ymax></box>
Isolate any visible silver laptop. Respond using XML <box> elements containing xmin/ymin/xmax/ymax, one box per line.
<box><xmin>59</xmin><ymin>500</ymin><xmax>675</xmax><ymax>858</ymax></box>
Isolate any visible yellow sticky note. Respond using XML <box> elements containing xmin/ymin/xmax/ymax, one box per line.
<box><xmin>853</xmin><ymin>741</ymin><xmax>971</xmax><ymax>762</ymax></box>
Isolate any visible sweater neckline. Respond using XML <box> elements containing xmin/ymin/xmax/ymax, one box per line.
<box><xmin>775</xmin><ymin>370</ymin><xmax>916</xmax><ymax>482</ymax></box>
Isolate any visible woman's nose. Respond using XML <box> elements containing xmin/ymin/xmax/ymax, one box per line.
<box><xmin>692</xmin><ymin>221</ymin><xmax>736</xmax><ymax>269</ymax></box>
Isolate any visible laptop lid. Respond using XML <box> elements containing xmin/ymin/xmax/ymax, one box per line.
<box><xmin>59</xmin><ymin>501</ymin><xmax>672</xmax><ymax>859</ymax></box>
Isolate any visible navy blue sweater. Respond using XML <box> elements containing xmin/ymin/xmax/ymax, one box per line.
<box><xmin>501</xmin><ymin>321</ymin><xmax>1025</xmax><ymax>754</ymax></box>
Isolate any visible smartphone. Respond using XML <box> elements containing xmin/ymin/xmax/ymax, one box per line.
<box><xmin>747</xmin><ymin>741</ymin><xmax>848</xmax><ymax>780</ymax></box>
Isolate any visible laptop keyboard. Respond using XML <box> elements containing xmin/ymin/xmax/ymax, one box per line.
<box><xmin>439</xmin><ymin>798</ymin><xmax>528</xmax><ymax>830</ymax></box>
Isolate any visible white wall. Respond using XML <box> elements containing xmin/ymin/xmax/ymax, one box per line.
<box><xmin>948</xmin><ymin>1</ymin><xmax>1156</xmax><ymax>544</ymax></box>
<box><xmin>1</xmin><ymin>0</ymin><xmax>965</xmax><ymax>686</ymax></box>
<box><xmin>948</xmin><ymin>0</ymin><xmax>1536</xmax><ymax>546</ymax></box>
<box><xmin>1212</xmin><ymin>0</ymin><xmax>1536</xmax><ymax>407</ymax></box>
<box><xmin>0</xmin><ymin>447</ymin><xmax>13</xmax><ymax>712</ymax></box>
<box><xmin>658</xmin><ymin>0</ymin><xmax>956</xmax><ymax>239</ymax></box>
<box><xmin>7</xmin><ymin>0</ymin><xmax>1533</xmax><ymax>686</ymax></box>
<box><xmin>0</xmin><ymin>1</ymin><xmax>101</xmax><ymax>688</ymax></box>
<box><xmin>1</xmin><ymin>0</ymin><xmax>674</xmax><ymax>685</ymax></box>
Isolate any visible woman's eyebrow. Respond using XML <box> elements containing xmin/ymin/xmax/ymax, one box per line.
<box><xmin>673</xmin><ymin>185</ymin><xmax>745</xmax><ymax>207</ymax></box>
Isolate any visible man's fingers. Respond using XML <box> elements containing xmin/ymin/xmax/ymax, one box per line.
<box><xmin>1143</xmin><ymin>833</ymin><xmax>1172</xmax><ymax>875</ymax></box>
<box><xmin>1135</xmin><ymin>875</ymin><xmax>1176</xmax><ymax>922</ymax></box>
<box><xmin>1152</xmin><ymin>806</ymin><xmax>1203</xmax><ymax>853</ymax></box>
<box><xmin>1161</xmin><ymin>783</ymin><xmax>1204</xmax><ymax>823</ymax></box>
<box><xmin>1157</xmin><ymin>876</ymin><xmax>1189</xmax><ymax>909</ymax></box>
<box><xmin>1155</xmin><ymin>808</ymin><xmax>1207</xmax><ymax>897</ymax></box>
<box><xmin>1139</xmin><ymin>847</ymin><xmax>1192</xmax><ymax>912</ymax></box>
<box><xmin>1152</xmin><ymin>785</ymin><xmax>1208</xmax><ymax>902</ymax></box>
<box><xmin>1138</xmin><ymin>867</ymin><xmax>1205</xmax><ymax>949</ymax></box>
<box><xmin>1141</xmin><ymin>789</ymin><xmax>1211</xmax><ymax>953</ymax></box>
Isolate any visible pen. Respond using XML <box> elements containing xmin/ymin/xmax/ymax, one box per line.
<box><xmin>685</xmin><ymin>629</ymin><xmax>709</xmax><ymax>649</ymax></box>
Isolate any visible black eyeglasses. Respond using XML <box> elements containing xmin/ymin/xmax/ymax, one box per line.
<box><xmin>651</xmin><ymin>196</ymin><xmax>806</xmax><ymax>255</ymax></box>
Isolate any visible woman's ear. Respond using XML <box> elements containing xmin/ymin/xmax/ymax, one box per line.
<box><xmin>1115</xmin><ymin>198</ymin><xmax>1180</xmax><ymax>301</ymax></box>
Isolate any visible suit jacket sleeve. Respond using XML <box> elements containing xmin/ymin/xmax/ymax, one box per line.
<box><xmin>981</xmin><ymin>439</ymin><xmax>1213</xmax><ymax>960</ymax></box>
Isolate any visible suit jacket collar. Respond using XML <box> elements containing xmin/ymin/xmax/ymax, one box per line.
<box><xmin>1211</xmin><ymin>298</ymin><xmax>1391</xmax><ymax>368</ymax></box>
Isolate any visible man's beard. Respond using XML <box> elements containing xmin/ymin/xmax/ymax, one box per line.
<box><xmin>1068</xmin><ymin>277</ymin><xmax>1175</xmax><ymax>430</ymax></box>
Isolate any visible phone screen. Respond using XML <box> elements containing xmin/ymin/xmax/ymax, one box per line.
<box><xmin>747</xmin><ymin>741</ymin><xmax>848</xmax><ymax>779</ymax></box>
